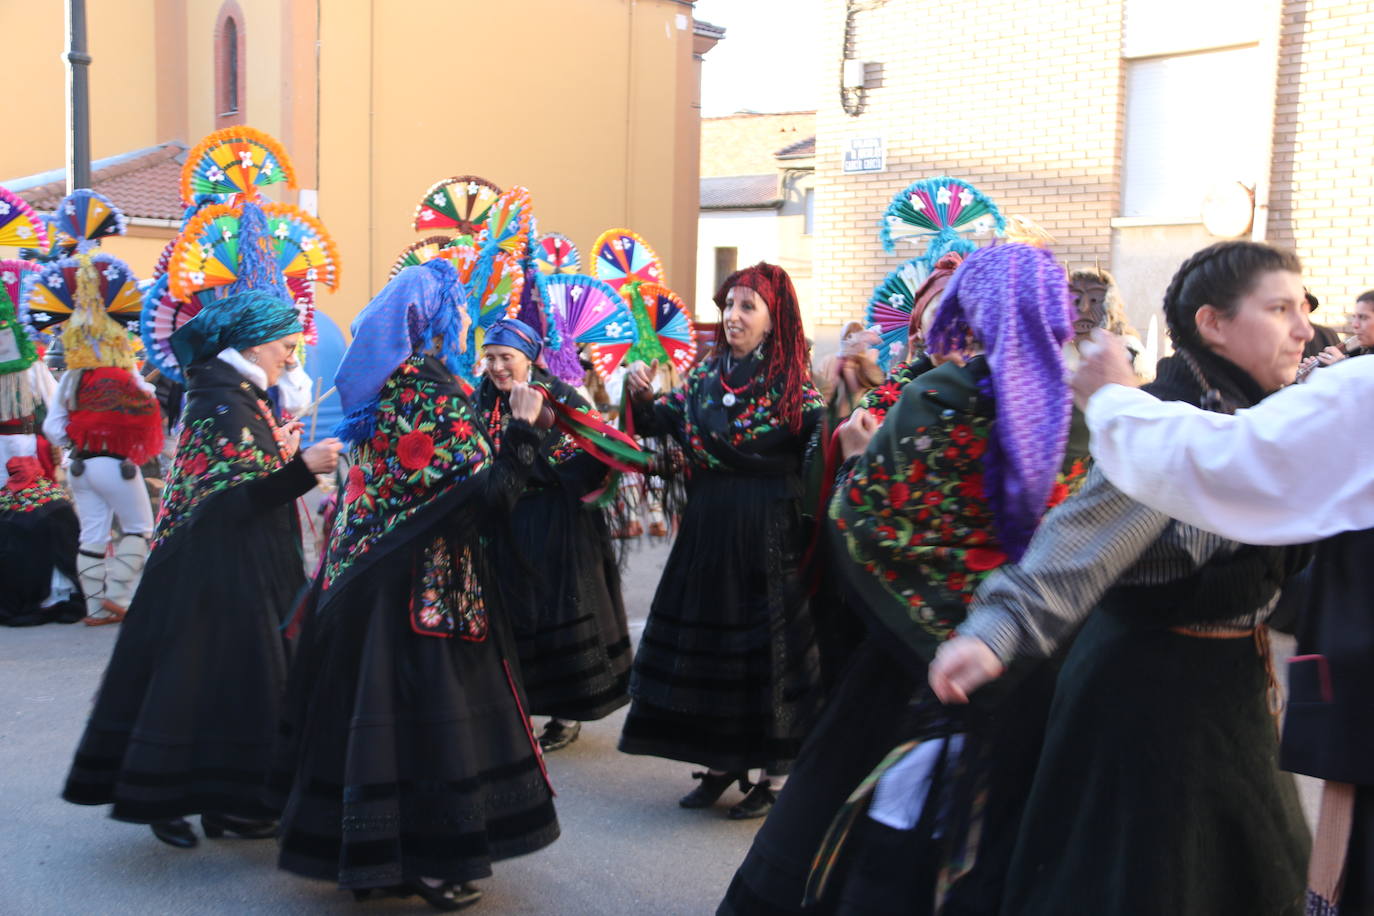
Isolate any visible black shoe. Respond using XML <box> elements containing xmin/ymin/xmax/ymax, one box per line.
<box><xmin>537</xmin><ymin>720</ymin><xmax>581</xmax><ymax>752</ymax></box>
<box><xmin>728</xmin><ymin>779</ymin><xmax>776</xmax><ymax>820</ymax></box>
<box><xmin>201</xmin><ymin>812</ymin><xmax>278</xmax><ymax>839</ymax></box>
<box><xmin>150</xmin><ymin>818</ymin><xmax>198</xmax><ymax>849</ymax></box>
<box><xmin>409</xmin><ymin>880</ymin><xmax>483</xmax><ymax>911</ymax></box>
<box><xmin>679</xmin><ymin>771</ymin><xmax>750</xmax><ymax>809</ymax></box>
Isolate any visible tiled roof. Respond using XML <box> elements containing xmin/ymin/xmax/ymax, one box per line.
<box><xmin>775</xmin><ymin>135</ymin><xmax>815</xmax><ymax>160</ymax></box>
<box><xmin>700</xmin><ymin>174</ymin><xmax>780</xmax><ymax>210</ymax></box>
<box><xmin>700</xmin><ymin>111</ymin><xmax>816</xmax><ymax>178</ymax></box>
<box><xmin>7</xmin><ymin>142</ymin><xmax>189</xmax><ymax>221</ymax></box>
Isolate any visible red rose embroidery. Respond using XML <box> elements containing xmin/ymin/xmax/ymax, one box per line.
<box><xmin>221</xmin><ymin>443</ymin><xmax>238</xmax><ymax>459</ymax></box>
<box><xmin>345</xmin><ymin>465</ymin><xmax>366</xmax><ymax>503</ymax></box>
<box><xmin>187</xmin><ymin>453</ymin><xmax>209</xmax><ymax>476</ymax></box>
<box><xmin>951</xmin><ymin>424</ymin><xmax>974</xmax><ymax>445</ymax></box>
<box><xmin>959</xmin><ymin>474</ymin><xmax>985</xmax><ymax>500</ymax></box>
<box><xmin>397</xmin><ymin>430</ymin><xmax>436</xmax><ymax>470</ymax></box>
<box><xmin>371</xmin><ymin>433</ymin><xmax>390</xmax><ymax>452</ymax></box>
<box><xmin>967</xmin><ymin>439</ymin><xmax>987</xmax><ymax>459</ymax></box>
<box><xmin>965</xmin><ymin>547</ymin><xmax>1007</xmax><ymax>571</ymax></box>
<box><xmin>948</xmin><ymin>572</ymin><xmax>968</xmax><ymax>592</ymax></box>
<box><xmin>400</xmin><ymin>388</ymin><xmax>417</xmax><ymax>404</ymax></box>
<box><xmin>923</xmin><ymin>491</ymin><xmax>943</xmax><ymax>507</ymax></box>
<box><xmin>907</xmin><ymin>462</ymin><xmax>927</xmax><ymax>483</ymax></box>
<box><xmin>1048</xmin><ymin>482</ymin><xmax>1070</xmax><ymax>507</ymax></box>
<box><xmin>450</xmin><ymin>419</ymin><xmax>473</xmax><ymax>439</ymax></box>
<box><xmin>888</xmin><ymin>481</ymin><xmax>910</xmax><ymax>508</ymax></box>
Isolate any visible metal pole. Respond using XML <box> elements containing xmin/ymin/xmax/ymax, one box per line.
<box><xmin>65</xmin><ymin>0</ymin><xmax>92</xmax><ymax>192</ymax></box>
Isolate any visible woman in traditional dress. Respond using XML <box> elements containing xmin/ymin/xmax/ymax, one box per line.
<box><xmin>476</xmin><ymin>317</ymin><xmax>632</xmax><ymax>752</ymax></box>
<box><xmin>618</xmin><ymin>262</ymin><xmax>824</xmax><ymax>819</ymax></box>
<box><xmin>270</xmin><ymin>261</ymin><xmax>559</xmax><ymax>911</ymax></box>
<box><xmin>62</xmin><ymin>289</ymin><xmax>342</xmax><ymax>849</ymax></box>
<box><xmin>931</xmin><ymin>240</ymin><xmax>1316</xmax><ymax>916</ymax></box>
<box><xmin>720</xmin><ymin>242</ymin><xmax>1085</xmax><ymax>915</ymax></box>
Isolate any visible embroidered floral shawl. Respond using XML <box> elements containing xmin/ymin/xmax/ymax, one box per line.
<box><xmin>323</xmin><ymin>355</ymin><xmax>494</xmax><ymax>638</ymax></box>
<box><xmin>153</xmin><ymin>358</ymin><xmax>289</xmax><ymax>549</ymax></box>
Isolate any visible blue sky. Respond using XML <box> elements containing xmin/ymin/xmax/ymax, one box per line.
<box><xmin>692</xmin><ymin>0</ymin><xmax>823</xmax><ymax>116</ymax></box>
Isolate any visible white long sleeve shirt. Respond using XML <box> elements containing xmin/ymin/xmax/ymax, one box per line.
<box><xmin>1084</xmin><ymin>356</ymin><xmax>1374</xmax><ymax>546</ymax></box>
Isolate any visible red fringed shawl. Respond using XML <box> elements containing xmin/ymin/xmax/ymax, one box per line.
<box><xmin>68</xmin><ymin>368</ymin><xmax>163</xmax><ymax>464</ymax></box>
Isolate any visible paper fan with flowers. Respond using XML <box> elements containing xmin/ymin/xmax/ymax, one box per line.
<box><xmin>139</xmin><ymin>274</ymin><xmax>203</xmax><ymax>382</ymax></box>
<box><xmin>880</xmin><ymin>176</ymin><xmax>1004</xmax><ymax>257</ymax></box>
<box><xmin>0</xmin><ymin>260</ymin><xmax>40</xmax><ymax>316</ymax></box>
<box><xmin>412</xmin><ymin>175</ymin><xmax>502</xmax><ymax>236</ymax></box>
<box><xmin>624</xmin><ymin>282</ymin><xmax>696</xmax><ymax>376</ymax></box>
<box><xmin>592</xmin><ymin>228</ymin><xmax>665</xmax><ymax>293</ymax></box>
<box><xmin>539</xmin><ymin>274</ymin><xmax>638</xmax><ymax>382</ymax></box>
<box><xmin>26</xmin><ymin>253</ymin><xmax>143</xmax><ymax>333</ymax></box>
<box><xmin>0</xmin><ymin>187</ymin><xmax>49</xmax><ymax>251</ymax></box>
<box><xmin>48</xmin><ymin>189</ymin><xmax>128</xmax><ymax>252</ymax></box>
<box><xmin>865</xmin><ymin>256</ymin><xmax>934</xmax><ymax>369</ymax></box>
<box><xmin>390</xmin><ymin>235</ymin><xmax>454</xmax><ymax>278</ymax></box>
<box><xmin>533</xmin><ymin>232</ymin><xmax>580</xmax><ymax>275</ymax></box>
<box><xmin>181</xmin><ymin>126</ymin><xmax>297</xmax><ymax>204</ymax></box>
<box><xmin>261</xmin><ymin>203</ymin><xmax>340</xmax><ymax>292</ymax></box>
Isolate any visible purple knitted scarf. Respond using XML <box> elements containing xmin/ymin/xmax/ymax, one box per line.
<box><xmin>926</xmin><ymin>243</ymin><xmax>1074</xmax><ymax>560</ymax></box>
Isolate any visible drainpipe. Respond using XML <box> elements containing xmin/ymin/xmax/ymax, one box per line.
<box><xmin>1250</xmin><ymin>0</ymin><xmax>1285</xmax><ymax>242</ymax></box>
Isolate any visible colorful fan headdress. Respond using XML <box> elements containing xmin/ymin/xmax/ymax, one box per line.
<box><xmin>26</xmin><ymin>252</ymin><xmax>143</xmax><ymax>370</ymax></box>
<box><xmin>592</xmin><ymin>228</ymin><xmax>665</xmax><ymax>293</ymax></box>
<box><xmin>49</xmin><ymin>189</ymin><xmax>128</xmax><ymax>254</ymax></box>
<box><xmin>166</xmin><ymin>127</ymin><xmax>338</xmax><ymax>371</ymax></box>
<box><xmin>926</xmin><ymin>243</ymin><xmax>1074</xmax><ymax>561</ymax></box>
<box><xmin>412</xmin><ymin>175</ymin><xmax>502</xmax><ymax>236</ymax></box>
<box><xmin>880</xmin><ymin>176</ymin><xmax>1005</xmax><ymax>257</ymax></box>
<box><xmin>865</xmin><ymin>251</ymin><xmax>965</xmax><ymax>369</ymax></box>
<box><xmin>622</xmin><ymin>281</ymin><xmax>697</xmax><ymax>376</ymax></box>
<box><xmin>0</xmin><ymin>186</ymin><xmax>50</xmax><ymax>252</ymax></box>
<box><xmin>538</xmin><ymin>274</ymin><xmax>638</xmax><ymax>384</ymax></box>
<box><xmin>533</xmin><ymin>232</ymin><xmax>581</xmax><ymax>275</ymax></box>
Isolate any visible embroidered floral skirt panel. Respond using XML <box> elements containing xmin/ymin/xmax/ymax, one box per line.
<box><xmin>270</xmin><ymin>546</ymin><xmax>559</xmax><ymax>890</ymax></box>
<box><xmin>619</xmin><ymin>470</ymin><xmax>822</xmax><ymax>774</ymax></box>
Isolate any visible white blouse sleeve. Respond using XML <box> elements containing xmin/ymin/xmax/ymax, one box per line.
<box><xmin>1084</xmin><ymin>358</ymin><xmax>1374</xmax><ymax>545</ymax></box>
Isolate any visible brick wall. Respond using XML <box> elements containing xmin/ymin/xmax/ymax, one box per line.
<box><xmin>1268</xmin><ymin>0</ymin><xmax>1374</xmax><ymax>320</ymax></box>
<box><xmin>811</xmin><ymin>0</ymin><xmax>1124</xmax><ymax>330</ymax></box>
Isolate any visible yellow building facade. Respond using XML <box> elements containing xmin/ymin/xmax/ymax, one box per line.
<box><xmin>0</xmin><ymin>0</ymin><xmax>712</xmax><ymax>331</ymax></box>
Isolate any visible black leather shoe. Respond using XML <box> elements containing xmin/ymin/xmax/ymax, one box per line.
<box><xmin>410</xmin><ymin>880</ymin><xmax>483</xmax><ymax>911</ymax></box>
<box><xmin>537</xmin><ymin>719</ymin><xmax>581</xmax><ymax>752</ymax></box>
<box><xmin>679</xmin><ymin>771</ymin><xmax>750</xmax><ymax>809</ymax></box>
<box><xmin>150</xmin><ymin>818</ymin><xmax>198</xmax><ymax>849</ymax></box>
<box><xmin>202</xmin><ymin>812</ymin><xmax>278</xmax><ymax>839</ymax></box>
<box><xmin>728</xmin><ymin>779</ymin><xmax>776</xmax><ymax>820</ymax></box>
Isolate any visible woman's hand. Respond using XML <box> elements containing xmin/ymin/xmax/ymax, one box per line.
<box><xmin>302</xmin><ymin>438</ymin><xmax>343</xmax><ymax>474</ymax></box>
<box><xmin>625</xmin><ymin>359</ymin><xmax>659</xmax><ymax>403</ymax></box>
<box><xmin>508</xmin><ymin>382</ymin><xmax>544</xmax><ymax>424</ymax></box>
<box><xmin>837</xmin><ymin>408</ymin><xmax>879</xmax><ymax>460</ymax></box>
<box><xmin>929</xmin><ymin>635</ymin><xmax>1005</xmax><ymax>704</ymax></box>
<box><xmin>281</xmin><ymin>420</ymin><xmax>304</xmax><ymax>458</ymax></box>
<box><xmin>1317</xmin><ymin>345</ymin><xmax>1347</xmax><ymax>366</ymax></box>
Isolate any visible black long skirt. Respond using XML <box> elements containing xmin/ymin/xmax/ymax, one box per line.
<box><xmin>619</xmin><ymin>470</ymin><xmax>821</xmax><ymax>774</ymax></box>
<box><xmin>720</xmin><ymin>639</ymin><xmax>1060</xmax><ymax>916</ymax></box>
<box><xmin>497</xmin><ymin>485</ymin><xmax>631</xmax><ymax>721</ymax></box>
<box><xmin>0</xmin><ymin>501</ymin><xmax>83</xmax><ymax>626</ymax></box>
<box><xmin>1001</xmin><ymin>609</ymin><xmax>1310</xmax><ymax>916</ymax></box>
<box><xmin>270</xmin><ymin>545</ymin><xmax>559</xmax><ymax>890</ymax></box>
<box><xmin>62</xmin><ymin>504</ymin><xmax>302</xmax><ymax>822</ymax></box>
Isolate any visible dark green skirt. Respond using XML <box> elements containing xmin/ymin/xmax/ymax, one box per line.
<box><xmin>1001</xmin><ymin>609</ymin><xmax>1309</xmax><ymax>916</ymax></box>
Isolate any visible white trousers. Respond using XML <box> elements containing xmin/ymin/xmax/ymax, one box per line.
<box><xmin>70</xmin><ymin>456</ymin><xmax>154</xmax><ymax>549</ymax></box>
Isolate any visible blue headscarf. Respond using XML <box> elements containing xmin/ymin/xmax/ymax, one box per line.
<box><xmin>170</xmin><ymin>289</ymin><xmax>302</xmax><ymax>369</ymax></box>
<box><xmin>334</xmin><ymin>259</ymin><xmax>471</xmax><ymax>443</ymax></box>
<box><xmin>483</xmin><ymin>316</ymin><xmax>543</xmax><ymax>361</ymax></box>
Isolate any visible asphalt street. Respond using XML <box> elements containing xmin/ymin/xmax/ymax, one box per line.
<box><xmin>0</xmin><ymin>534</ymin><xmax>1320</xmax><ymax>915</ymax></box>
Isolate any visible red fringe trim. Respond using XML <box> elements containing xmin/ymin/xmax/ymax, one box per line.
<box><xmin>67</xmin><ymin>409</ymin><xmax>164</xmax><ymax>465</ymax></box>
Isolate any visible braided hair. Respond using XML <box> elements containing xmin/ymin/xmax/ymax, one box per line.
<box><xmin>712</xmin><ymin>262</ymin><xmax>811</xmax><ymax>433</ymax></box>
<box><xmin>1161</xmin><ymin>241</ymin><xmax>1302</xmax><ymax>351</ymax></box>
